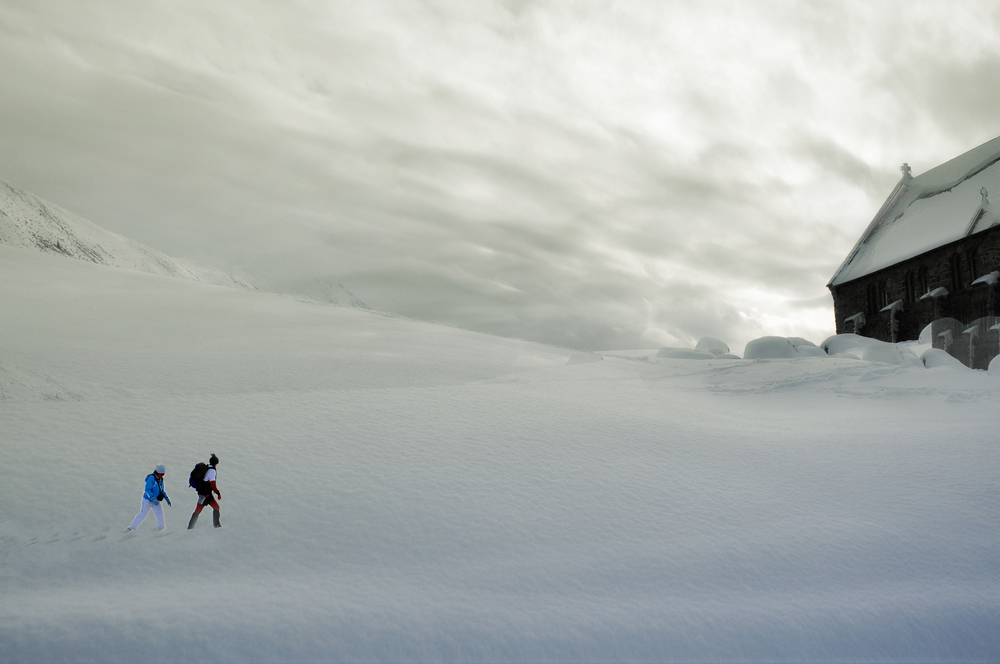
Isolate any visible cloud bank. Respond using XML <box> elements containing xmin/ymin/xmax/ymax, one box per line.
<box><xmin>1</xmin><ymin>0</ymin><xmax>998</xmax><ymax>351</ymax></box>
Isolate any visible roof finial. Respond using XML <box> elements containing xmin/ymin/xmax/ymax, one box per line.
<box><xmin>900</xmin><ymin>163</ymin><xmax>912</xmax><ymax>180</ymax></box>
<box><xmin>982</xmin><ymin>187</ymin><xmax>990</xmax><ymax>206</ymax></box>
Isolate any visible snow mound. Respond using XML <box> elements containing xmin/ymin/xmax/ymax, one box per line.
<box><xmin>821</xmin><ymin>333</ymin><xmax>874</xmax><ymax>356</ymax></box>
<box><xmin>822</xmin><ymin>334</ymin><xmax>930</xmax><ymax>366</ymax></box>
<box><xmin>655</xmin><ymin>337</ymin><xmax>736</xmax><ymax>360</ymax></box>
<box><xmin>656</xmin><ymin>347</ymin><xmax>717</xmax><ymax>360</ymax></box>
<box><xmin>744</xmin><ymin>337</ymin><xmax>796</xmax><ymax>359</ymax></box>
<box><xmin>918</xmin><ymin>319</ymin><xmax>968</xmax><ymax>346</ymax></box>
<box><xmin>924</xmin><ymin>348</ymin><xmax>969</xmax><ymax>370</ymax></box>
<box><xmin>567</xmin><ymin>351</ymin><xmax>603</xmax><ymax>365</ymax></box>
<box><xmin>919</xmin><ymin>323</ymin><xmax>934</xmax><ymax>345</ymax></box>
<box><xmin>744</xmin><ymin>336</ymin><xmax>827</xmax><ymax>359</ymax></box>
<box><xmin>990</xmin><ymin>354</ymin><xmax>1000</xmax><ymax>375</ymax></box>
<box><xmin>0</xmin><ymin>178</ymin><xmax>252</xmax><ymax>289</ymax></box>
<box><xmin>695</xmin><ymin>336</ymin><xmax>730</xmax><ymax>355</ymax></box>
<box><xmin>862</xmin><ymin>343</ymin><xmax>923</xmax><ymax>367</ymax></box>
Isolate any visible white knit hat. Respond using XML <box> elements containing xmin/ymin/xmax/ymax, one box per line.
<box><xmin>156</xmin><ymin>464</ymin><xmax>165</xmax><ymax>474</ymax></box>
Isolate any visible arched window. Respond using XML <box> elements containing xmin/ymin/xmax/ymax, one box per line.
<box><xmin>918</xmin><ymin>266</ymin><xmax>929</xmax><ymax>296</ymax></box>
<box><xmin>951</xmin><ymin>254</ymin><xmax>963</xmax><ymax>291</ymax></box>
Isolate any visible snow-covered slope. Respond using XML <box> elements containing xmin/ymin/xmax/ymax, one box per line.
<box><xmin>281</xmin><ymin>277</ymin><xmax>371</xmax><ymax>309</ymax></box>
<box><xmin>0</xmin><ymin>178</ymin><xmax>252</xmax><ymax>289</ymax></box>
<box><xmin>1</xmin><ymin>247</ymin><xmax>998</xmax><ymax>662</ymax></box>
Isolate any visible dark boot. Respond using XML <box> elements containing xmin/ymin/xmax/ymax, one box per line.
<box><xmin>188</xmin><ymin>512</ymin><xmax>199</xmax><ymax>530</ymax></box>
<box><xmin>213</xmin><ymin>510</ymin><xmax>221</xmax><ymax>528</ymax></box>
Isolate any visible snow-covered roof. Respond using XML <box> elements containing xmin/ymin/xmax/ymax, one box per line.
<box><xmin>829</xmin><ymin>136</ymin><xmax>1000</xmax><ymax>287</ymax></box>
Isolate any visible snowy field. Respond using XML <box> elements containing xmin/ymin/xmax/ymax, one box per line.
<box><xmin>1</xmin><ymin>244</ymin><xmax>998</xmax><ymax>662</ymax></box>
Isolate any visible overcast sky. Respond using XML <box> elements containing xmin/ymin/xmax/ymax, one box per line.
<box><xmin>2</xmin><ymin>1</ymin><xmax>999</xmax><ymax>352</ymax></box>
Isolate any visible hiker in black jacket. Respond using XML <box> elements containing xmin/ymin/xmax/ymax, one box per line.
<box><xmin>187</xmin><ymin>454</ymin><xmax>222</xmax><ymax>529</ymax></box>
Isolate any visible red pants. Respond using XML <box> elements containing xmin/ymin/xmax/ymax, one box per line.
<box><xmin>194</xmin><ymin>495</ymin><xmax>219</xmax><ymax>514</ymax></box>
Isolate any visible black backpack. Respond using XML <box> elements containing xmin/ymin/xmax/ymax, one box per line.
<box><xmin>189</xmin><ymin>463</ymin><xmax>210</xmax><ymax>494</ymax></box>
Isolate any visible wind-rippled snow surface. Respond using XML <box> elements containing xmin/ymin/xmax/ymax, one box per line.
<box><xmin>1</xmin><ymin>246</ymin><xmax>998</xmax><ymax>662</ymax></box>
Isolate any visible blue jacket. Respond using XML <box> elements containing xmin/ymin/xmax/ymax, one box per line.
<box><xmin>143</xmin><ymin>474</ymin><xmax>167</xmax><ymax>503</ymax></box>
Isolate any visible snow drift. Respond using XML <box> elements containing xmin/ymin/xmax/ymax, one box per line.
<box><xmin>744</xmin><ymin>335</ymin><xmax>828</xmax><ymax>359</ymax></box>
<box><xmin>1</xmin><ymin>248</ymin><xmax>999</xmax><ymax>663</ymax></box>
<box><xmin>657</xmin><ymin>336</ymin><xmax>740</xmax><ymax>360</ymax></box>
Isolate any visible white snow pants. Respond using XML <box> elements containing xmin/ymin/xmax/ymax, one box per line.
<box><xmin>128</xmin><ymin>498</ymin><xmax>165</xmax><ymax>531</ymax></box>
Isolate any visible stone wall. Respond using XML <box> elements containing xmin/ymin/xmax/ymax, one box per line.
<box><xmin>829</xmin><ymin>224</ymin><xmax>1000</xmax><ymax>369</ymax></box>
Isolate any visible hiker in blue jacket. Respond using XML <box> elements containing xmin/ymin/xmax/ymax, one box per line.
<box><xmin>126</xmin><ymin>464</ymin><xmax>171</xmax><ymax>531</ymax></box>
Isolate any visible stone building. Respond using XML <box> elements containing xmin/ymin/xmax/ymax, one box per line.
<box><xmin>828</xmin><ymin>136</ymin><xmax>1000</xmax><ymax>369</ymax></box>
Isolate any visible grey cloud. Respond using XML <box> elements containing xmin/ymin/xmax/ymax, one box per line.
<box><xmin>794</xmin><ymin>135</ymin><xmax>896</xmax><ymax>201</ymax></box>
<box><xmin>792</xmin><ymin>293</ymin><xmax>835</xmax><ymax>310</ymax></box>
<box><xmin>2</xmin><ymin>1</ymin><xmax>997</xmax><ymax>352</ymax></box>
<box><xmin>888</xmin><ymin>54</ymin><xmax>1000</xmax><ymax>149</ymax></box>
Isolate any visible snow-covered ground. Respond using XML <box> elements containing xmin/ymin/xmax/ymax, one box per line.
<box><xmin>2</xmin><ymin>244</ymin><xmax>999</xmax><ymax>662</ymax></box>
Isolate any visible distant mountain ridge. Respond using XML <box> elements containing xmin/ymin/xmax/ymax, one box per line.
<box><xmin>0</xmin><ymin>178</ymin><xmax>252</xmax><ymax>289</ymax></box>
<box><xmin>286</xmin><ymin>278</ymin><xmax>371</xmax><ymax>309</ymax></box>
